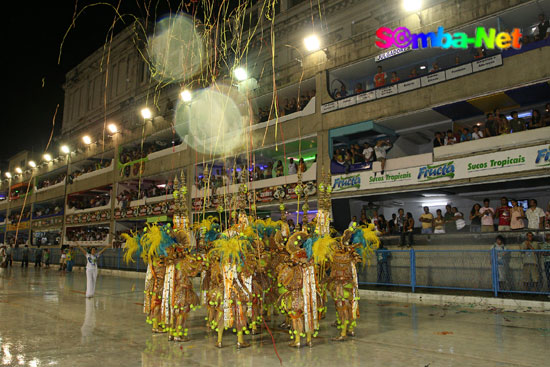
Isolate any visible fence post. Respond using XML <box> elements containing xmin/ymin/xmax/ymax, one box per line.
<box><xmin>490</xmin><ymin>248</ymin><xmax>498</xmax><ymax>297</ymax></box>
<box><xmin>410</xmin><ymin>249</ymin><xmax>416</xmax><ymax>293</ymax></box>
<box><xmin>117</xmin><ymin>248</ymin><xmax>121</xmax><ymax>270</ymax></box>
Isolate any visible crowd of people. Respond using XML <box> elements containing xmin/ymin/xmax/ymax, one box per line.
<box><xmin>67</xmin><ymin>193</ymin><xmax>110</xmax><ymax>210</ymax></box>
<box><xmin>434</xmin><ymin>105</ymin><xmax>550</xmax><ymax>147</ymax></box>
<box><xmin>256</xmin><ymin>89</ymin><xmax>316</xmax><ymax>123</ymax></box>
<box><xmin>116</xmin><ymin>182</ymin><xmax>175</xmax><ymax>208</ymax></box>
<box><xmin>68</xmin><ymin>160</ymin><xmax>112</xmax><ymax>182</ymax></box>
<box><xmin>348</xmin><ymin>198</ymin><xmax>549</xmax><ymax>248</ymax></box>
<box><xmin>7</xmin><ymin>210</ymin><xmax>31</xmax><ymax>224</ymax></box>
<box><xmin>32</xmin><ymin>203</ymin><xmax>63</xmax><ymax>218</ymax></box>
<box><xmin>195</xmin><ymin>157</ymin><xmax>313</xmax><ymax>189</ymax></box>
<box><xmin>66</xmin><ymin>227</ymin><xmax>109</xmax><ymax>242</ymax></box>
<box><xmin>37</xmin><ymin>173</ymin><xmax>66</xmax><ymax>190</ymax></box>
<box><xmin>119</xmin><ymin>138</ymin><xmax>182</xmax><ymax>164</ymax></box>
<box><xmin>332</xmin><ymin>139</ymin><xmax>392</xmax><ymax>174</ymax></box>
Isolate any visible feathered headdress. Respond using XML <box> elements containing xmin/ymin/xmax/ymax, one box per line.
<box><xmin>122</xmin><ymin>231</ymin><xmax>143</xmax><ymax>264</ymax></box>
<box><xmin>208</xmin><ymin>236</ymin><xmax>250</xmax><ymax>267</ymax></box>
<box><xmin>144</xmin><ymin>223</ymin><xmax>177</xmax><ymax>259</ymax></box>
<box><xmin>350</xmin><ymin>223</ymin><xmax>380</xmax><ymax>266</ymax></box>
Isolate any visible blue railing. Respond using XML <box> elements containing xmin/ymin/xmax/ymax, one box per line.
<box><xmin>357</xmin><ymin>248</ymin><xmax>549</xmax><ymax>297</ymax></box>
<box><xmin>8</xmin><ymin>247</ymin><xmax>550</xmax><ymax>296</ymax></box>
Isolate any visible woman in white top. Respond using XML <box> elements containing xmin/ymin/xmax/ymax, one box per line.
<box><xmin>452</xmin><ymin>207</ymin><xmax>466</xmax><ymax>231</ymax></box>
<box><xmin>76</xmin><ymin>245</ymin><xmax>108</xmax><ymax>298</ymax></box>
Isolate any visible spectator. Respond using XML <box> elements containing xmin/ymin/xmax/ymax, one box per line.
<box><xmin>399</xmin><ymin>212</ymin><xmax>414</xmax><ymax>248</ymax></box>
<box><xmin>444</xmin><ymin>130</ymin><xmax>457</xmax><ymax>145</ymax></box>
<box><xmin>339</xmin><ymin>85</ymin><xmax>348</xmax><ymax>98</ymax></box>
<box><xmin>471</xmin><ymin>125</ymin><xmax>484</xmax><ymax>139</ymax></box>
<box><xmin>452</xmin><ymin>207</ymin><xmax>466</xmax><ymax>232</ymax></box>
<box><xmin>287</xmin><ymin>219</ymin><xmax>295</xmax><ymax>233</ymax></box>
<box><xmin>525</xmin><ymin>199</ymin><xmax>545</xmax><ymax>230</ymax></box>
<box><xmin>374</xmin><ymin>139</ymin><xmax>392</xmax><ymax>175</ymax></box>
<box><xmin>419</xmin><ymin>206</ymin><xmax>434</xmax><ymax>234</ymax></box>
<box><xmin>444</xmin><ymin>204</ymin><xmax>455</xmax><ymax>233</ymax></box>
<box><xmin>6</xmin><ymin>245</ymin><xmax>12</xmax><ymax>267</ymax></box>
<box><xmin>44</xmin><ymin>249</ymin><xmax>50</xmax><ymax>268</ymax></box>
<box><xmin>348</xmin><ymin>216</ymin><xmax>358</xmax><ymax>228</ymax></box>
<box><xmin>528</xmin><ymin>109</ymin><xmax>542</xmax><ymax>129</ymax></box>
<box><xmin>377</xmin><ymin>215</ymin><xmax>388</xmax><ymax>235</ymax></box>
<box><xmin>495</xmin><ymin>197</ymin><xmax>511</xmax><ymax>231</ymax></box>
<box><xmin>396</xmin><ymin>208</ymin><xmax>405</xmax><ymax>233</ymax></box>
<box><xmin>430</xmin><ymin>62</ymin><xmax>439</xmax><ymax>72</ymax></box>
<box><xmin>264</xmin><ymin>162</ymin><xmax>273</xmax><ymax>179</ymax></box>
<box><xmin>510</xmin><ymin>199</ymin><xmax>526</xmax><ymax>231</ymax></box>
<box><xmin>509</xmin><ymin>111</ymin><xmax>525</xmax><ymax>133</ymax></box>
<box><xmin>0</xmin><ymin>245</ymin><xmax>6</xmax><ymax>268</ymax></box>
<box><xmin>546</xmin><ymin>201</ymin><xmax>550</xmax><ymax>230</ymax></box>
<box><xmin>433</xmin><ymin>131</ymin><xmax>444</xmax><ymax>147</ymax></box>
<box><xmin>409</xmin><ymin>68</ymin><xmax>418</xmax><ymax>78</ymax></box>
<box><xmin>288</xmin><ymin>158</ymin><xmax>298</xmax><ymax>175</ymax></box>
<box><xmin>491</xmin><ymin>235</ymin><xmax>510</xmax><ymax>290</ymax></box>
<box><xmin>460</xmin><ymin>128</ymin><xmax>471</xmax><ymax>142</ymax></box>
<box><xmin>373</xmin><ymin>66</ymin><xmax>387</xmax><ymax>87</ymax></box>
<box><xmin>390</xmin><ymin>72</ymin><xmax>399</xmax><ymax>84</ymax></box>
<box><xmin>297</xmin><ymin>158</ymin><xmax>307</xmax><ymax>173</ymax></box>
<box><xmin>354</xmin><ymin>83</ymin><xmax>364</xmax><ymax>94</ymax></box>
<box><xmin>480</xmin><ymin>198</ymin><xmax>495</xmax><ymax>232</ymax></box>
<box><xmin>541</xmin><ymin>232</ymin><xmax>550</xmax><ymax>291</ymax></box>
<box><xmin>543</xmin><ymin>103</ymin><xmax>550</xmax><ymax>127</ymax></box>
<box><xmin>275</xmin><ymin>160</ymin><xmax>284</xmax><ymax>177</ymax></box>
<box><xmin>497</xmin><ymin>113</ymin><xmax>510</xmax><ymax>134</ymax></box>
<box><xmin>535</xmin><ymin>13</ymin><xmax>549</xmax><ymax>41</ymax></box>
<box><xmin>362</xmin><ymin>143</ymin><xmax>374</xmax><ymax>163</ymax></box>
<box><xmin>473</xmin><ymin>47</ymin><xmax>486</xmax><ymax>59</ymax></box>
<box><xmin>484</xmin><ymin>113</ymin><xmax>497</xmax><ymax>137</ymax></box>
<box><xmin>34</xmin><ymin>246</ymin><xmax>43</xmax><ymax>268</ymax></box>
<box><xmin>521</xmin><ymin>232</ymin><xmax>541</xmax><ymax>290</ymax></box>
<box><xmin>59</xmin><ymin>250</ymin><xmax>67</xmax><ymax>271</ymax></box>
<box><xmin>469</xmin><ymin>203</ymin><xmax>482</xmax><ymax>232</ymax></box>
<box><xmin>376</xmin><ymin>242</ymin><xmax>391</xmax><ymax>284</ymax></box>
<box><xmin>21</xmin><ymin>245</ymin><xmax>29</xmax><ymax>267</ymax></box>
<box><xmin>387</xmin><ymin>214</ymin><xmax>396</xmax><ymax>234</ymax></box>
<box><xmin>434</xmin><ymin>209</ymin><xmax>445</xmax><ymax>234</ymax></box>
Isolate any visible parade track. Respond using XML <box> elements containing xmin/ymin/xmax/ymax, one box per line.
<box><xmin>0</xmin><ymin>267</ymin><xmax>548</xmax><ymax>366</ymax></box>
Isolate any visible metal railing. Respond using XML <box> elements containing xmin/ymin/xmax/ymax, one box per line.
<box><xmin>8</xmin><ymin>248</ymin><xmax>550</xmax><ymax>296</ymax></box>
<box><xmin>359</xmin><ymin>249</ymin><xmax>550</xmax><ymax>296</ymax></box>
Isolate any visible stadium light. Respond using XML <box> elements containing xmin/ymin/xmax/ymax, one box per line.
<box><xmin>43</xmin><ymin>153</ymin><xmax>52</xmax><ymax>162</ymax></box>
<box><xmin>141</xmin><ymin>107</ymin><xmax>152</xmax><ymax>119</ymax></box>
<box><xmin>107</xmin><ymin>123</ymin><xmax>118</xmax><ymax>134</ymax></box>
<box><xmin>304</xmin><ymin>34</ymin><xmax>321</xmax><ymax>52</ymax></box>
<box><xmin>82</xmin><ymin>135</ymin><xmax>92</xmax><ymax>145</ymax></box>
<box><xmin>5</xmin><ymin>172</ymin><xmax>11</xmax><ymax>178</ymax></box>
<box><xmin>234</xmin><ymin>67</ymin><xmax>248</xmax><ymax>81</ymax></box>
<box><xmin>28</xmin><ymin>161</ymin><xmax>36</xmax><ymax>168</ymax></box>
<box><xmin>15</xmin><ymin>167</ymin><xmax>22</xmax><ymax>174</ymax></box>
<box><xmin>61</xmin><ymin>145</ymin><xmax>70</xmax><ymax>154</ymax></box>
<box><xmin>180</xmin><ymin>89</ymin><xmax>192</xmax><ymax>102</ymax></box>
<box><xmin>403</xmin><ymin>0</ymin><xmax>422</xmax><ymax>12</ymax></box>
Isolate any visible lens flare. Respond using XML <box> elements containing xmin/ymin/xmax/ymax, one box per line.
<box><xmin>148</xmin><ymin>14</ymin><xmax>205</xmax><ymax>83</ymax></box>
<box><xmin>174</xmin><ymin>84</ymin><xmax>250</xmax><ymax>156</ymax></box>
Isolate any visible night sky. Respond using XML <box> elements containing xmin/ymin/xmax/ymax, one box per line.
<box><xmin>3</xmin><ymin>0</ymin><xmax>191</xmax><ymax>168</ymax></box>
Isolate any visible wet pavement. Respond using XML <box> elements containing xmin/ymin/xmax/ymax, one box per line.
<box><xmin>0</xmin><ymin>267</ymin><xmax>548</xmax><ymax>366</ymax></box>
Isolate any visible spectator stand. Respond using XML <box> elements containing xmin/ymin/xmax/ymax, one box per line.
<box><xmin>9</xmin><ymin>181</ymin><xmax>32</xmax><ymax>201</ymax></box>
<box><xmin>68</xmin><ymin>156</ymin><xmax>113</xmax><ymax>184</ymax></box>
<box><xmin>32</xmin><ymin>198</ymin><xmax>64</xmax><ymax>220</ymax></box>
<box><xmin>66</xmin><ymin>185</ymin><xmax>112</xmax><ymax>214</ymax></box>
<box><xmin>118</xmin><ymin>132</ymin><xmax>183</xmax><ymax>179</ymax></box>
<box><xmin>65</xmin><ymin>225</ymin><xmax>110</xmax><ymax>247</ymax></box>
<box><xmin>249</xmin><ymin>77</ymin><xmax>316</xmax><ymax>130</ymax></box>
<box><xmin>35</xmin><ymin>166</ymin><xmax>67</xmax><ymax>192</ymax></box>
<box><xmin>329</xmin><ymin>120</ymin><xmax>398</xmax><ymax>174</ymax></box>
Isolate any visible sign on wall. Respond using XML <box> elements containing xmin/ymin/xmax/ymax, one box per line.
<box><xmin>332</xmin><ymin>144</ymin><xmax>549</xmax><ymax>192</ymax></box>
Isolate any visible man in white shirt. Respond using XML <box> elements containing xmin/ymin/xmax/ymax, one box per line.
<box><xmin>525</xmin><ymin>199</ymin><xmax>545</xmax><ymax>230</ymax></box>
<box><xmin>288</xmin><ymin>158</ymin><xmax>297</xmax><ymax>175</ymax></box>
<box><xmin>374</xmin><ymin>139</ymin><xmax>392</xmax><ymax>174</ymax></box>
<box><xmin>362</xmin><ymin>143</ymin><xmax>374</xmax><ymax>162</ymax></box>
<box><xmin>472</xmin><ymin>125</ymin><xmax>484</xmax><ymax>139</ymax></box>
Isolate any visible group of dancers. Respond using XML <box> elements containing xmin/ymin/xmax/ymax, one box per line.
<box><xmin>122</xmin><ymin>171</ymin><xmax>379</xmax><ymax>348</ymax></box>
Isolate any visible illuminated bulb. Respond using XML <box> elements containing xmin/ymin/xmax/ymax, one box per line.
<box><xmin>5</xmin><ymin>172</ymin><xmax>11</xmax><ymax>178</ymax></box>
<box><xmin>107</xmin><ymin>123</ymin><xmax>118</xmax><ymax>134</ymax></box>
<box><xmin>141</xmin><ymin>108</ymin><xmax>152</xmax><ymax>119</ymax></box>
<box><xmin>28</xmin><ymin>161</ymin><xmax>36</xmax><ymax>168</ymax></box>
<box><xmin>403</xmin><ymin>0</ymin><xmax>422</xmax><ymax>12</ymax></box>
<box><xmin>234</xmin><ymin>67</ymin><xmax>248</xmax><ymax>81</ymax></box>
<box><xmin>61</xmin><ymin>145</ymin><xmax>70</xmax><ymax>154</ymax></box>
<box><xmin>15</xmin><ymin>167</ymin><xmax>22</xmax><ymax>174</ymax></box>
<box><xmin>180</xmin><ymin>89</ymin><xmax>192</xmax><ymax>102</ymax></box>
<box><xmin>304</xmin><ymin>34</ymin><xmax>321</xmax><ymax>52</ymax></box>
<box><xmin>82</xmin><ymin>135</ymin><xmax>92</xmax><ymax>145</ymax></box>
<box><xmin>43</xmin><ymin>153</ymin><xmax>52</xmax><ymax>161</ymax></box>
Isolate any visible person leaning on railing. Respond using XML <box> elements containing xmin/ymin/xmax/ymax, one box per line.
<box><xmin>521</xmin><ymin>232</ymin><xmax>541</xmax><ymax>291</ymax></box>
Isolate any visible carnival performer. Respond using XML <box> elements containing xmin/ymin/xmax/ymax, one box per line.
<box><xmin>207</xmin><ymin>210</ymin><xmax>255</xmax><ymax>348</ymax></box>
<box><xmin>277</xmin><ymin>230</ymin><xmax>321</xmax><ymax>347</ymax></box>
<box><xmin>75</xmin><ymin>245</ymin><xmax>109</xmax><ymax>298</ymax></box>
<box><xmin>328</xmin><ymin>223</ymin><xmax>379</xmax><ymax>341</ymax></box>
